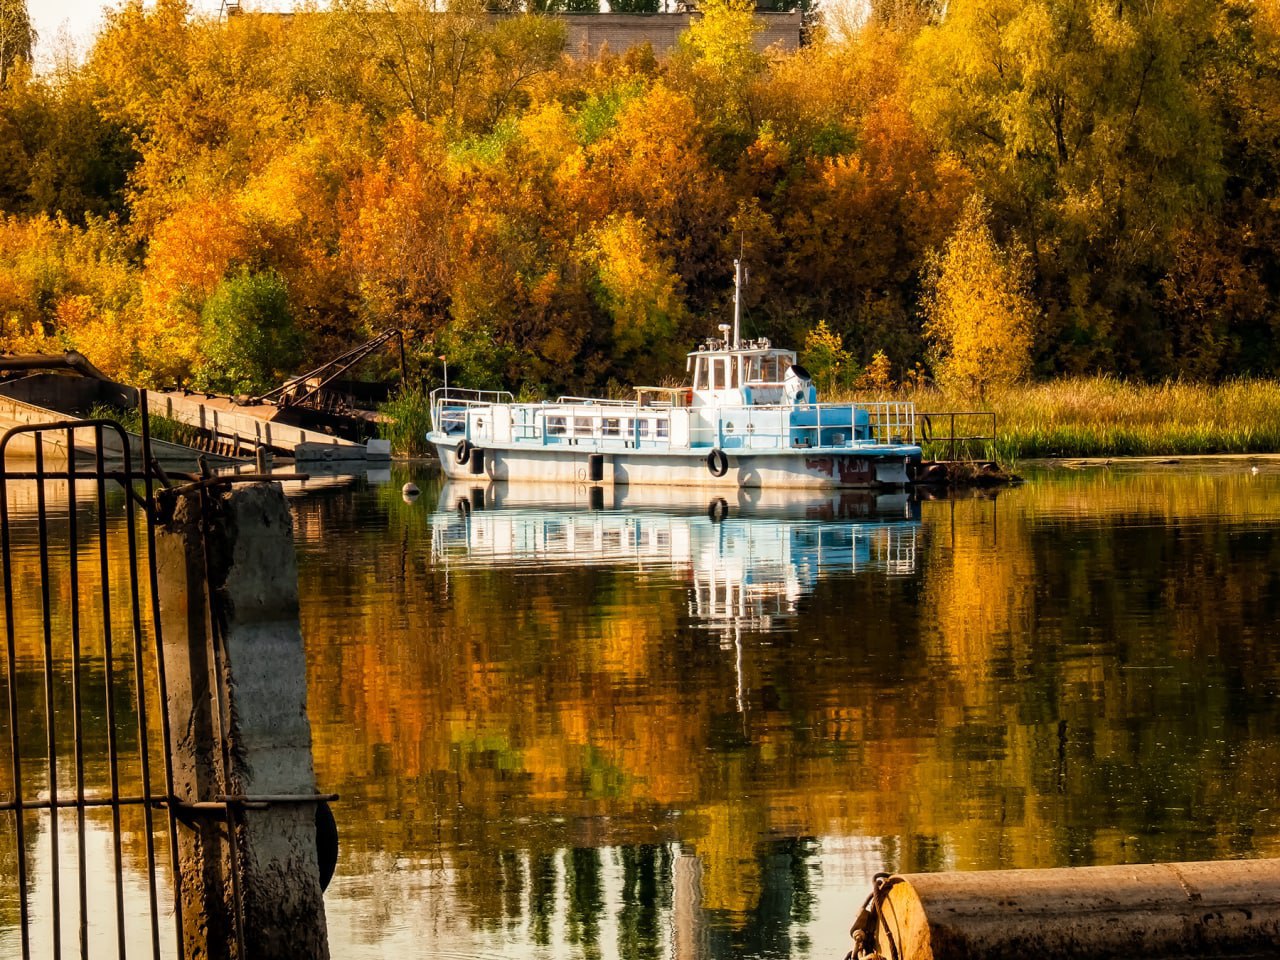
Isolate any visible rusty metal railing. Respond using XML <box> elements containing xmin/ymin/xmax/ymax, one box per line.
<box><xmin>915</xmin><ymin>411</ymin><xmax>998</xmax><ymax>462</ymax></box>
<box><xmin>0</xmin><ymin>415</ymin><xmax>176</xmax><ymax>959</ymax></box>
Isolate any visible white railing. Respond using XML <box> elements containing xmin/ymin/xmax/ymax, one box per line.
<box><xmin>509</xmin><ymin>403</ymin><xmax>676</xmax><ymax>449</ymax></box>
<box><xmin>693</xmin><ymin>401</ymin><xmax>916</xmax><ymax>450</ymax></box>
<box><xmin>438</xmin><ymin>394</ymin><xmax>917</xmax><ymax>451</ymax></box>
<box><xmin>431</xmin><ymin>387</ymin><xmax>514</xmax><ymax>434</ymax></box>
<box><xmin>553</xmin><ymin>396</ymin><xmax>640</xmax><ymax>407</ymax></box>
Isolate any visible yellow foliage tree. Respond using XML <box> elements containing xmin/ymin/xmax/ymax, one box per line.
<box><xmin>923</xmin><ymin>195</ymin><xmax>1037</xmax><ymax>397</ymax></box>
<box><xmin>586</xmin><ymin>213</ymin><xmax>687</xmax><ymax>381</ymax></box>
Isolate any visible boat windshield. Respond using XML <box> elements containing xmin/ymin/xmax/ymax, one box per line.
<box><xmin>747</xmin><ymin>354</ymin><xmax>792</xmax><ymax>384</ymax></box>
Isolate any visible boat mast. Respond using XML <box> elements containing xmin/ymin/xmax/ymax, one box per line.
<box><xmin>732</xmin><ymin>257</ymin><xmax>743</xmax><ymax>349</ymax></box>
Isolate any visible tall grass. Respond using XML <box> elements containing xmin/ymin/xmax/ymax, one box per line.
<box><xmin>378</xmin><ymin>387</ymin><xmax>434</xmax><ymax>458</ymax></box>
<box><xmin>86</xmin><ymin>402</ymin><xmax>202</xmax><ymax>447</ymax></box>
<box><xmin>893</xmin><ymin>378</ymin><xmax>1280</xmax><ymax>462</ymax></box>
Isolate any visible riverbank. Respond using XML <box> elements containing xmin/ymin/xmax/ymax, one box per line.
<box><xmin>382</xmin><ymin>376</ymin><xmax>1280</xmax><ymax>464</ymax></box>
<box><xmin>871</xmin><ymin>377</ymin><xmax>1280</xmax><ymax>463</ymax></box>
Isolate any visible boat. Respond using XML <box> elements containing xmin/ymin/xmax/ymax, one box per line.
<box><xmin>427</xmin><ymin>263</ymin><xmax>922</xmax><ymax>490</ymax></box>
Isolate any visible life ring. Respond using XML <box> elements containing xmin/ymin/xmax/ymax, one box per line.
<box><xmin>455</xmin><ymin>439</ymin><xmax>473</xmax><ymax>465</ymax></box>
<box><xmin>707</xmin><ymin>448</ymin><xmax>729</xmax><ymax>478</ymax></box>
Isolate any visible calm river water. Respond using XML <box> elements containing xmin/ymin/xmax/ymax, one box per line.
<box><xmin>4</xmin><ymin>460</ymin><xmax>1280</xmax><ymax>958</ymax></box>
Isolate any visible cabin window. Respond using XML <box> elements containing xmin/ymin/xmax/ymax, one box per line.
<box><xmin>749</xmin><ymin>356</ymin><xmax>782</xmax><ymax>382</ymax></box>
<box><xmin>547</xmin><ymin>416</ymin><xmax>566</xmax><ymax>436</ymax></box>
<box><xmin>574</xmin><ymin>417</ymin><xmax>593</xmax><ymax>437</ymax></box>
<box><xmin>656</xmin><ymin>419</ymin><xmax>670</xmax><ymax>440</ymax></box>
<box><xmin>694</xmin><ymin>360</ymin><xmax>708</xmax><ymax>390</ymax></box>
<box><xmin>637</xmin><ymin>419</ymin><xmax>651</xmax><ymax>439</ymax></box>
<box><xmin>603</xmin><ymin>417</ymin><xmax>620</xmax><ymax>437</ymax></box>
<box><xmin>712</xmin><ymin>359</ymin><xmax>726</xmax><ymax>390</ymax></box>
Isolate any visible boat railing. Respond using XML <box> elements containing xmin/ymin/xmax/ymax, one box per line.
<box><xmin>694</xmin><ymin>401</ymin><xmax>917</xmax><ymax>450</ymax></box>
<box><xmin>506</xmin><ymin>402</ymin><xmax>674</xmax><ymax>448</ymax></box>
<box><xmin>451</xmin><ymin>399</ymin><xmax>916</xmax><ymax>452</ymax></box>
<box><xmin>553</xmin><ymin>395</ymin><xmax>639</xmax><ymax>406</ymax></box>
<box><xmin>431</xmin><ymin>387</ymin><xmax>514</xmax><ymax>434</ymax></box>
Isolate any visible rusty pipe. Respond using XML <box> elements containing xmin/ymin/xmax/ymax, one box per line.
<box><xmin>852</xmin><ymin>859</ymin><xmax>1280</xmax><ymax>960</ymax></box>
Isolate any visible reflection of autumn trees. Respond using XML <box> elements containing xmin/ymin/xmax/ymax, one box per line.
<box><xmin>290</xmin><ymin>468</ymin><xmax>1280</xmax><ymax>943</ymax></box>
<box><xmin>6</xmin><ymin>468</ymin><xmax>1280</xmax><ymax>951</ymax></box>
<box><xmin>915</xmin><ymin>472</ymin><xmax>1280</xmax><ymax>870</ymax></box>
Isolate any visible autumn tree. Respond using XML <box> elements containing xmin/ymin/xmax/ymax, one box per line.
<box><xmin>909</xmin><ymin>0</ymin><xmax>1225</xmax><ymax>375</ymax></box>
<box><xmin>672</xmin><ymin>0</ymin><xmax>765</xmax><ymax>128</ymax></box>
<box><xmin>585</xmin><ymin>214</ymin><xmax>688</xmax><ymax>382</ymax></box>
<box><xmin>0</xmin><ymin>0</ymin><xmax>34</xmax><ymax>87</ymax></box>
<box><xmin>923</xmin><ymin>196</ymin><xmax>1037</xmax><ymax>397</ymax></box>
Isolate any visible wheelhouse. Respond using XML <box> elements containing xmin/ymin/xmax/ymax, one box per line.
<box><xmin>685</xmin><ymin>337</ymin><xmax>796</xmax><ymax>408</ymax></box>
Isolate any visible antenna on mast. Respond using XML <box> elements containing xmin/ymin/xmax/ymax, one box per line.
<box><xmin>732</xmin><ymin>235</ymin><xmax>745</xmax><ymax>350</ymax></box>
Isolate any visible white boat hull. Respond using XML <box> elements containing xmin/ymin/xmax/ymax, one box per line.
<box><xmin>430</xmin><ymin>437</ymin><xmax>914</xmax><ymax>489</ymax></box>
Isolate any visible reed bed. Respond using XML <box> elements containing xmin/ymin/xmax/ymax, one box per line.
<box><xmin>377</xmin><ymin>387</ymin><xmax>434</xmax><ymax>458</ymax></box>
<box><xmin>896</xmin><ymin>378</ymin><xmax>1280</xmax><ymax>463</ymax></box>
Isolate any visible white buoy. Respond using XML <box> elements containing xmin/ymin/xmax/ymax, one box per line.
<box><xmin>1252</xmin><ymin>465</ymin><xmax>1260</xmax><ymax>475</ymax></box>
<box><xmin>402</xmin><ymin>482</ymin><xmax>420</xmax><ymax>503</ymax></box>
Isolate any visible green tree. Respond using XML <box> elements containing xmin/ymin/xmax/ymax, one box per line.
<box><xmin>197</xmin><ymin>270</ymin><xmax>304</xmax><ymax>395</ymax></box>
<box><xmin>611</xmin><ymin>0</ymin><xmax>658</xmax><ymax>13</ymax></box>
<box><xmin>800</xmin><ymin>319</ymin><xmax>857</xmax><ymax>396</ymax></box>
<box><xmin>923</xmin><ymin>196</ymin><xmax>1037</xmax><ymax>397</ymax></box>
<box><xmin>909</xmin><ymin>0</ymin><xmax>1224</xmax><ymax>375</ymax></box>
<box><xmin>0</xmin><ymin>0</ymin><xmax>34</xmax><ymax>87</ymax></box>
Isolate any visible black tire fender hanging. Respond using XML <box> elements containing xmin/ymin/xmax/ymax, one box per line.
<box><xmin>455</xmin><ymin>439</ymin><xmax>473</xmax><ymax>465</ymax></box>
<box><xmin>707</xmin><ymin>448</ymin><xmax>729</xmax><ymax>477</ymax></box>
<box><xmin>919</xmin><ymin>414</ymin><xmax>933</xmax><ymax>444</ymax></box>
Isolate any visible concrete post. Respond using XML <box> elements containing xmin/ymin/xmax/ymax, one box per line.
<box><xmin>856</xmin><ymin>859</ymin><xmax>1280</xmax><ymax>960</ymax></box>
<box><xmin>156</xmin><ymin>482</ymin><xmax>330</xmax><ymax>960</ymax></box>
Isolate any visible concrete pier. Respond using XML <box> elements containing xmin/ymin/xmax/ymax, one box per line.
<box><xmin>148</xmin><ymin>390</ymin><xmax>381</xmax><ymax>460</ymax></box>
<box><xmin>156</xmin><ymin>482</ymin><xmax>330</xmax><ymax>960</ymax></box>
<box><xmin>853</xmin><ymin>859</ymin><xmax>1280</xmax><ymax>960</ymax></box>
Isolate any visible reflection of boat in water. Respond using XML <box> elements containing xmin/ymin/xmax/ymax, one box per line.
<box><xmin>428</xmin><ymin>264</ymin><xmax>921</xmax><ymax>491</ymax></box>
<box><xmin>433</xmin><ymin>482</ymin><xmax>921</xmax><ymax>634</ymax></box>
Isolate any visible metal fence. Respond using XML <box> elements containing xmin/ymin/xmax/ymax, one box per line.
<box><xmin>0</xmin><ymin>416</ymin><xmax>181</xmax><ymax>959</ymax></box>
<box><xmin>915</xmin><ymin>411</ymin><xmax>999</xmax><ymax>462</ymax></box>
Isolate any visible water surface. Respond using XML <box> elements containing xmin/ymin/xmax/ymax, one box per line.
<box><xmin>292</xmin><ymin>462</ymin><xmax>1280</xmax><ymax>959</ymax></box>
<box><xmin>3</xmin><ymin>461</ymin><xmax>1280</xmax><ymax>958</ymax></box>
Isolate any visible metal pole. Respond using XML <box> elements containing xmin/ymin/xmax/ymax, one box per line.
<box><xmin>141</xmin><ymin>391</ymin><xmax>189</xmax><ymax>960</ymax></box>
<box><xmin>95</xmin><ymin>428</ymin><xmax>129</xmax><ymax>959</ymax></box>
<box><xmin>0</xmin><ymin>435</ymin><xmax>32</xmax><ymax>960</ymax></box>
<box><xmin>732</xmin><ymin>259</ymin><xmax>743</xmax><ymax>350</ymax></box>
<box><xmin>65</xmin><ymin>428</ymin><xmax>88</xmax><ymax>958</ymax></box>
<box><xmin>33</xmin><ymin>433</ymin><xmax>62</xmax><ymax>960</ymax></box>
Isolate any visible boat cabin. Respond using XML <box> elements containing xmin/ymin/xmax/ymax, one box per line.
<box><xmin>684</xmin><ymin>336</ymin><xmax>811</xmax><ymax>408</ymax></box>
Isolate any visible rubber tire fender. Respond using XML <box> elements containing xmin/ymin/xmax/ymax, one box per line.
<box><xmin>707</xmin><ymin>448</ymin><xmax>730</xmax><ymax>478</ymax></box>
<box><xmin>455</xmin><ymin>439</ymin><xmax>473</xmax><ymax>465</ymax></box>
<box><xmin>919</xmin><ymin>415</ymin><xmax>933</xmax><ymax>444</ymax></box>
